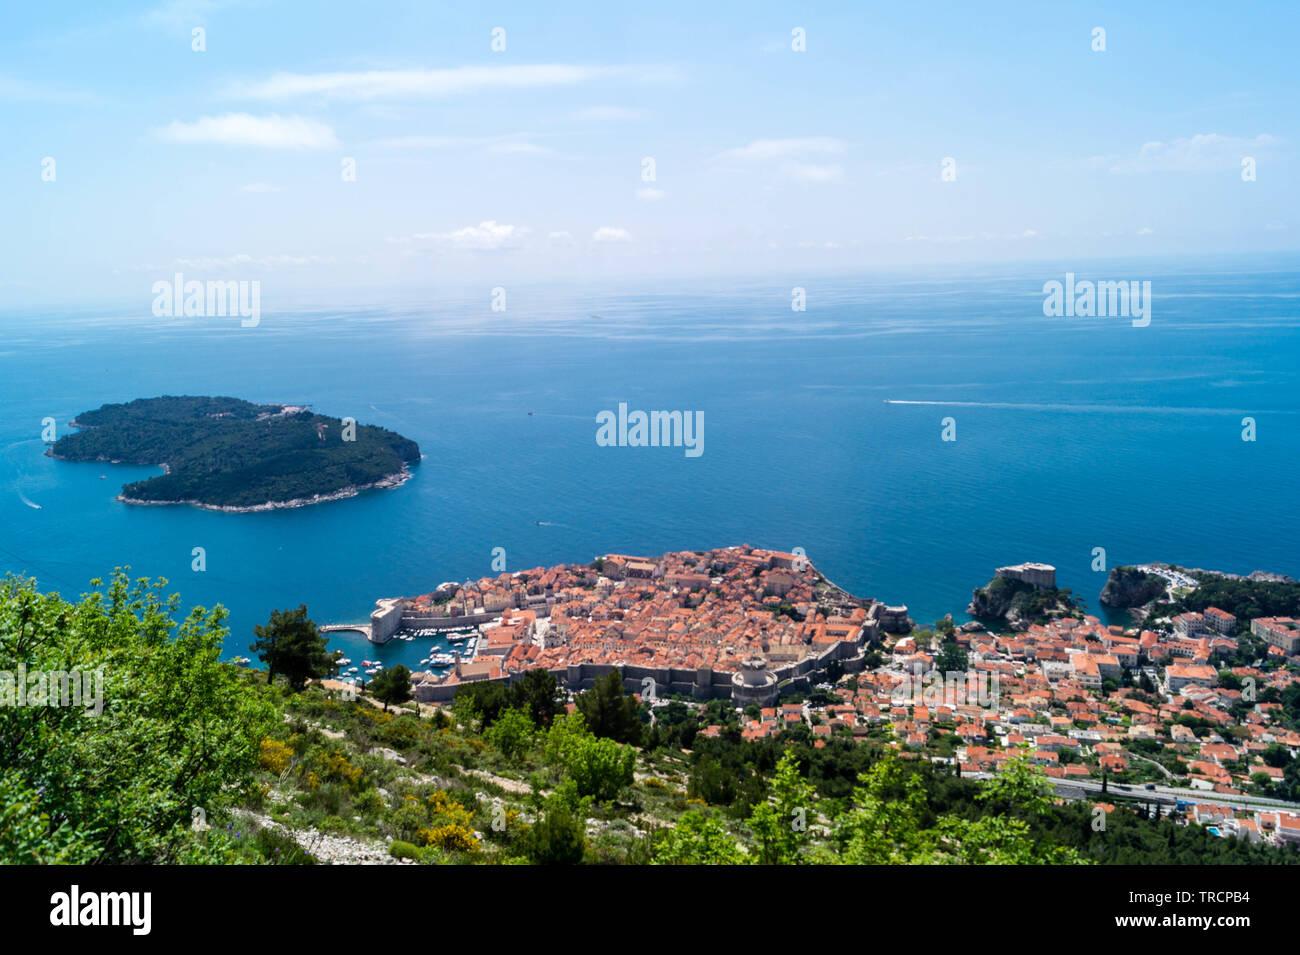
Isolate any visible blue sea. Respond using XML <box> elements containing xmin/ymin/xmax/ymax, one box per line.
<box><xmin>2</xmin><ymin>254</ymin><xmax>1297</xmax><ymax>670</ymax></box>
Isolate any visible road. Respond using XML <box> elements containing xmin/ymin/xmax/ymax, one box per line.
<box><xmin>1046</xmin><ymin>777</ymin><xmax>1300</xmax><ymax>814</ymax></box>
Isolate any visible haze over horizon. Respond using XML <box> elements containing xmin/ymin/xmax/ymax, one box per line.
<box><xmin>5</xmin><ymin>0</ymin><xmax>1298</xmax><ymax>307</ymax></box>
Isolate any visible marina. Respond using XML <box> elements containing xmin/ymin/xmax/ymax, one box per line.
<box><xmin>322</xmin><ymin>623</ymin><xmax>481</xmax><ymax>684</ymax></box>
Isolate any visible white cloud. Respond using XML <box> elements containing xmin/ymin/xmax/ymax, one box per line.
<box><xmin>412</xmin><ymin>221</ymin><xmax>527</xmax><ymax>251</ymax></box>
<box><xmin>716</xmin><ymin>138</ymin><xmax>846</xmax><ymax>183</ymax></box>
<box><xmin>592</xmin><ymin>226</ymin><xmax>632</xmax><ymax>243</ymax></box>
<box><xmin>635</xmin><ymin>186</ymin><xmax>665</xmax><ymax>201</ymax></box>
<box><xmin>547</xmin><ymin>231</ymin><xmax>575</xmax><ymax>246</ymax></box>
<box><xmin>716</xmin><ymin>137</ymin><xmax>845</xmax><ymax>161</ymax></box>
<box><xmin>1137</xmin><ymin>226</ymin><xmax>1154</xmax><ymax>235</ymax></box>
<box><xmin>155</xmin><ymin>113</ymin><xmax>338</xmax><ymax>149</ymax></box>
<box><xmin>1108</xmin><ymin>133</ymin><xmax>1276</xmax><ymax>174</ymax></box>
<box><xmin>226</xmin><ymin>65</ymin><xmax>674</xmax><ymax>102</ymax></box>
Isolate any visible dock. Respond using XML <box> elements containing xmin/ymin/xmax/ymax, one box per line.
<box><xmin>320</xmin><ymin>623</ymin><xmax>373</xmax><ymax>641</ymax></box>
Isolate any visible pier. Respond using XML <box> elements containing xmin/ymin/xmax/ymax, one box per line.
<box><xmin>320</xmin><ymin>623</ymin><xmax>373</xmax><ymax>641</ymax></box>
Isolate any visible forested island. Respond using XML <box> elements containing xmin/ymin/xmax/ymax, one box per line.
<box><xmin>50</xmin><ymin>395</ymin><xmax>420</xmax><ymax>511</ymax></box>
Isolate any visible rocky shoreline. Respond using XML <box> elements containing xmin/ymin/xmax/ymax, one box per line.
<box><xmin>115</xmin><ymin>468</ymin><xmax>413</xmax><ymax>513</ymax></box>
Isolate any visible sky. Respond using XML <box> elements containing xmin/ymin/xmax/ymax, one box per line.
<box><xmin>3</xmin><ymin>0</ymin><xmax>1298</xmax><ymax>305</ymax></box>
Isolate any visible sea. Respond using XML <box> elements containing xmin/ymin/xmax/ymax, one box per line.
<box><xmin>2</xmin><ymin>254</ymin><xmax>1297</xmax><ymax>671</ymax></box>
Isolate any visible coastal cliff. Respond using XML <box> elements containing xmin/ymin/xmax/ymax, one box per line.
<box><xmin>1099</xmin><ymin>565</ymin><xmax>1168</xmax><ymax>609</ymax></box>
<box><xmin>967</xmin><ymin>565</ymin><xmax>1081</xmax><ymax>630</ymax></box>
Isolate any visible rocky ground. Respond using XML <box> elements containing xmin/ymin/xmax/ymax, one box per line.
<box><xmin>240</xmin><ymin>810</ymin><xmax>409</xmax><ymax>865</ymax></box>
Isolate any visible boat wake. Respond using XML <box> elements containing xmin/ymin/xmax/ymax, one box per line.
<box><xmin>883</xmin><ymin>399</ymin><xmax>1300</xmax><ymax>416</ymax></box>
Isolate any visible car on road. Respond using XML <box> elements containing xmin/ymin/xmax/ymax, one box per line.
<box><xmin>1145</xmin><ymin>783</ymin><xmax>1156</xmax><ymax>791</ymax></box>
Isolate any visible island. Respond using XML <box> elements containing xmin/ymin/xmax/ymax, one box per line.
<box><xmin>49</xmin><ymin>395</ymin><xmax>420</xmax><ymax>512</ymax></box>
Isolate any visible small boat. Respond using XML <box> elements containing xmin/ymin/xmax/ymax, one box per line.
<box><xmin>99</xmin><ymin>475</ymin><xmax>106</xmax><ymax>479</ymax></box>
<box><xmin>337</xmin><ymin>658</ymin><xmax>352</xmax><ymax>666</ymax></box>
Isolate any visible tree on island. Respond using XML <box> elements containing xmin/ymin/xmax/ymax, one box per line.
<box><xmin>250</xmin><ymin>605</ymin><xmax>337</xmax><ymax>691</ymax></box>
<box><xmin>370</xmin><ymin>664</ymin><xmax>413</xmax><ymax>712</ymax></box>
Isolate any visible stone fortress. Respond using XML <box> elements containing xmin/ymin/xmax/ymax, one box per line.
<box><xmin>994</xmin><ymin>562</ymin><xmax>1057</xmax><ymax>589</ymax></box>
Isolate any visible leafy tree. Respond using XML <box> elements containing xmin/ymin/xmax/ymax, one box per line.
<box><xmin>250</xmin><ymin>604</ymin><xmax>335</xmax><ymax>691</ymax></box>
<box><xmin>523</xmin><ymin>796</ymin><xmax>586</xmax><ymax>864</ymax></box>
<box><xmin>0</xmin><ymin>771</ymin><xmax>92</xmax><ymax>864</ymax></box>
<box><xmin>575</xmin><ymin>671</ymin><xmax>644</xmax><ymax>745</ymax></box>
<box><xmin>746</xmin><ymin>751</ymin><xmax>816</xmax><ymax>864</ymax></box>
<box><xmin>1263</xmin><ymin>743</ymin><xmax>1292</xmax><ymax>769</ymax></box>
<box><xmin>369</xmin><ymin>664</ymin><xmax>412</xmax><ymax>712</ymax></box>
<box><xmin>651</xmin><ymin>810</ymin><xmax>745</xmax><ymax>864</ymax></box>
<box><xmin>511</xmin><ymin>668</ymin><xmax>564</xmax><ymax>728</ymax></box>
<box><xmin>452</xmin><ymin>679</ymin><xmax>511</xmax><ymax>730</ymax></box>
<box><xmin>543</xmin><ymin>712</ymin><xmax>635</xmax><ymax>802</ymax></box>
<box><xmin>0</xmin><ymin>571</ymin><xmax>276</xmax><ymax>864</ymax></box>
<box><xmin>833</xmin><ymin>753</ymin><xmax>1083</xmax><ymax>864</ymax></box>
<box><xmin>934</xmin><ymin>640</ymin><xmax>968</xmax><ymax>674</ymax></box>
<box><xmin>833</xmin><ymin>752</ymin><xmax>938</xmax><ymax>864</ymax></box>
<box><xmin>485</xmin><ymin>706</ymin><xmax>535</xmax><ymax>761</ymax></box>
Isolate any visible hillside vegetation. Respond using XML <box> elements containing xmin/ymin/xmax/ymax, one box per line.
<box><xmin>4</xmin><ymin>573</ymin><xmax>1297</xmax><ymax>865</ymax></box>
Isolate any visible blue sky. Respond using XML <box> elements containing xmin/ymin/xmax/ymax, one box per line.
<box><xmin>4</xmin><ymin>0</ymin><xmax>1297</xmax><ymax>304</ymax></box>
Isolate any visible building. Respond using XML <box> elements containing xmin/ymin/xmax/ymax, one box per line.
<box><xmin>1166</xmin><ymin>663</ymin><xmax>1217</xmax><ymax>694</ymax></box>
<box><xmin>1203</xmin><ymin>606</ymin><xmax>1237</xmax><ymax>635</ymax></box>
<box><xmin>1172</xmin><ymin>612</ymin><xmax>1206</xmax><ymax>638</ymax></box>
<box><xmin>370</xmin><ymin>597</ymin><xmax>404</xmax><ymax>644</ymax></box>
<box><xmin>1251</xmin><ymin>617</ymin><xmax>1300</xmax><ymax>655</ymax></box>
<box><xmin>731</xmin><ymin>657</ymin><xmax>779</xmax><ymax>706</ymax></box>
<box><xmin>995</xmin><ymin>563</ymin><xmax>1057</xmax><ymax>589</ymax></box>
